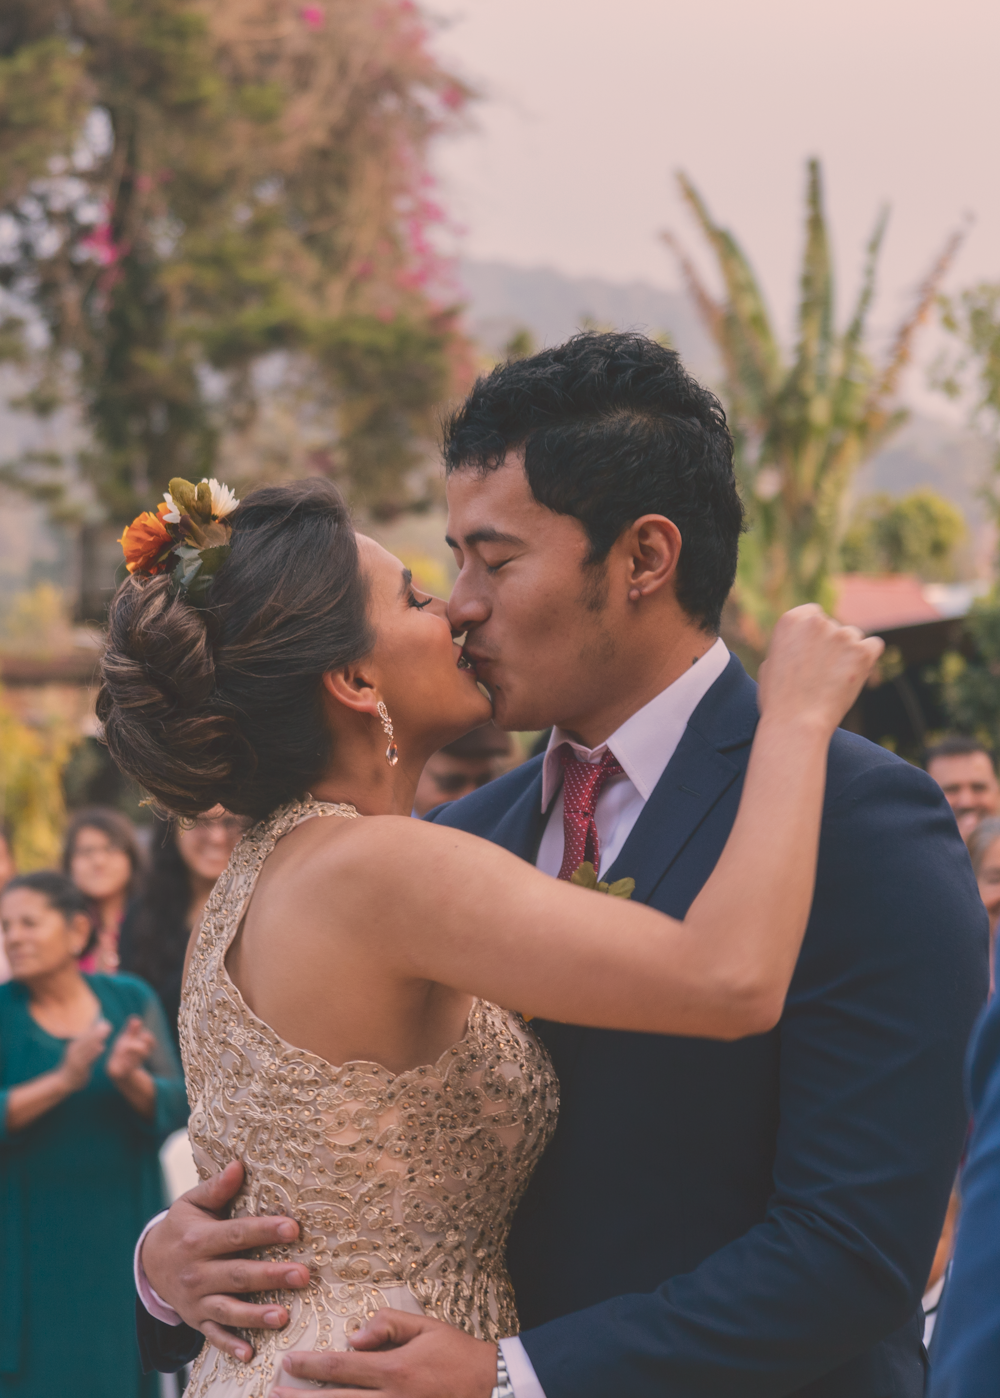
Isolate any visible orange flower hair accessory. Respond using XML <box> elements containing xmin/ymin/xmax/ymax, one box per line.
<box><xmin>119</xmin><ymin>504</ymin><xmax>174</xmax><ymax>576</ymax></box>
<box><xmin>117</xmin><ymin>476</ymin><xmax>240</xmax><ymax>602</ymax></box>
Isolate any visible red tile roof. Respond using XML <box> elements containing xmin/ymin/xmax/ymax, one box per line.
<box><xmin>832</xmin><ymin>574</ymin><xmax>945</xmax><ymax>632</ymax></box>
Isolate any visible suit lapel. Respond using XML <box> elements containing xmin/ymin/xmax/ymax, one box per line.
<box><xmin>602</xmin><ymin>656</ymin><xmax>759</xmax><ymax>905</ymax></box>
<box><xmin>489</xmin><ymin>763</ymin><xmax>547</xmax><ymax>863</ymax></box>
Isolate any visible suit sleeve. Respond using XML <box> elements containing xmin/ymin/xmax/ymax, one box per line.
<box><xmin>136</xmin><ymin>1298</ymin><xmax>203</xmax><ymax>1374</ymax></box>
<box><xmin>519</xmin><ymin>760</ymin><xmax>989</xmax><ymax>1398</ymax></box>
<box><xmin>927</xmin><ymin>994</ymin><xmax>1000</xmax><ymax>1397</ymax></box>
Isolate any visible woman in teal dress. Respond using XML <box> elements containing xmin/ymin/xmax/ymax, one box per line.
<box><xmin>0</xmin><ymin>870</ymin><xmax>188</xmax><ymax>1396</ymax></box>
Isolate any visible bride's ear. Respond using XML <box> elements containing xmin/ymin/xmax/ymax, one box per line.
<box><xmin>321</xmin><ymin>663</ymin><xmax>380</xmax><ymax>718</ymax></box>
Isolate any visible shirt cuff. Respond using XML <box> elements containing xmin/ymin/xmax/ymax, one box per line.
<box><xmin>499</xmin><ymin>1337</ymin><xmax>547</xmax><ymax>1398</ymax></box>
<box><xmin>134</xmin><ymin>1210</ymin><xmax>183</xmax><ymax>1325</ymax></box>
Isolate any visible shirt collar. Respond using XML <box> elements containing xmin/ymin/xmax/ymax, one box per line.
<box><xmin>540</xmin><ymin>637</ymin><xmax>730</xmax><ymax>810</ymax></box>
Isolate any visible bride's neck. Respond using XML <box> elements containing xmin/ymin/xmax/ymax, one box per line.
<box><xmin>309</xmin><ymin>744</ymin><xmax>426</xmax><ymax>818</ymax></box>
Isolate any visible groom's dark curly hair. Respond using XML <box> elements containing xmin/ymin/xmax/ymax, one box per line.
<box><xmin>443</xmin><ymin>331</ymin><xmax>744</xmax><ymax>633</ymax></box>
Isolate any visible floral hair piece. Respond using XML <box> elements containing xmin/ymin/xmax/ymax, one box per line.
<box><xmin>118</xmin><ymin>477</ymin><xmax>239</xmax><ymax>603</ymax></box>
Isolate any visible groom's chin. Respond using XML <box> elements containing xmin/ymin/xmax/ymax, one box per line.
<box><xmin>488</xmin><ymin>688</ymin><xmax>536</xmax><ymax>735</ymax></box>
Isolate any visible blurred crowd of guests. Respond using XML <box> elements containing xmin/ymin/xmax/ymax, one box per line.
<box><xmin>4</xmin><ymin>720</ymin><xmax>998</xmax><ymax>1391</ymax></box>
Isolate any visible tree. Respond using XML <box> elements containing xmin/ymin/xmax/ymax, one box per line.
<box><xmin>0</xmin><ymin>0</ymin><xmax>472</xmax><ymax>612</ymax></box>
<box><xmin>663</xmin><ymin>159</ymin><xmax>963</xmax><ymax>655</ymax></box>
<box><xmin>935</xmin><ymin>283</ymin><xmax>1000</xmax><ymax>510</ymax></box>
<box><xmin>929</xmin><ymin>283</ymin><xmax>1000</xmax><ymax>742</ymax></box>
<box><xmin>841</xmin><ymin>488</ymin><xmax>966</xmax><ymax>579</ymax></box>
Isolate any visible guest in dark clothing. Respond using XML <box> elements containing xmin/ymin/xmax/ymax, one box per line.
<box><xmin>64</xmin><ymin>807</ymin><xmax>147</xmax><ymax>974</ymax></box>
<box><xmin>929</xmin><ymin>988</ymin><xmax>1000</xmax><ymax>1396</ymax></box>
<box><xmin>119</xmin><ymin>810</ymin><xmax>246</xmax><ymax>1040</ymax></box>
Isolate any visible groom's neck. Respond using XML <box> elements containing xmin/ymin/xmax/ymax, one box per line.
<box><xmin>554</xmin><ymin>616</ymin><xmax>718</xmax><ymax>749</ymax></box>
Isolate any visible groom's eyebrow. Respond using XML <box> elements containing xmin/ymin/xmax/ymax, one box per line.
<box><xmin>445</xmin><ymin>528</ymin><xmax>524</xmax><ymax>549</ymax></box>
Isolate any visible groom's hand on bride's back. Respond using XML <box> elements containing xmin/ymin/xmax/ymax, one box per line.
<box><xmin>141</xmin><ymin>1160</ymin><xmax>310</xmax><ymax>1362</ymax></box>
<box><xmin>274</xmin><ymin>1311</ymin><xmax>497</xmax><ymax>1398</ymax></box>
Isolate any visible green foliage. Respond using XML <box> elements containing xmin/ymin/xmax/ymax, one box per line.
<box><xmin>939</xmin><ymin>594</ymin><xmax>1000</xmax><ymax>744</ymax></box>
<box><xmin>0</xmin><ymin>0</ymin><xmax>473</xmax><ymax>578</ymax></box>
<box><xmin>569</xmin><ymin>861</ymin><xmax>635</xmax><ymax>899</ymax></box>
<box><xmin>935</xmin><ymin>283</ymin><xmax>1000</xmax><ymax>517</ymax></box>
<box><xmin>841</xmin><ymin>488</ymin><xmax>966</xmax><ymax>579</ymax></box>
<box><xmin>0</xmin><ymin>687</ymin><xmax>77</xmax><ymax>870</ymax></box>
<box><xmin>664</xmin><ymin>159</ymin><xmax>963</xmax><ymax>651</ymax></box>
<box><xmin>502</xmin><ymin>327</ymin><xmax>536</xmax><ymax>361</ymax></box>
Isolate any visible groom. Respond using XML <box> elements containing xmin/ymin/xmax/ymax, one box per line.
<box><xmin>136</xmin><ymin>333</ymin><xmax>987</xmax><ymax>1396</ymax></box>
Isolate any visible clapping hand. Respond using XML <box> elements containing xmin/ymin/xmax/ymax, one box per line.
<box><xmin>106</xmin><ymin>1014</ymin><xmax>156</xmax><ymax>1085</ymax></box>
<box><xmin>58</xmin><ymin>1017</ymin><xmax>112</xmax><ymax>1092</ymax></box>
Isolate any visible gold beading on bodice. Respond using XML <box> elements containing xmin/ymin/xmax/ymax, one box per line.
<box><xmin>179</xmin><ymin>799</ymin><xmax>559</xmax><ymax>1397</ymax></box>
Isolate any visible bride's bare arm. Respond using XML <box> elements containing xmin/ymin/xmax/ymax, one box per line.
<box><xmin>320</xmin><ymin>607</ymin><xmax>882</xmax><ymax>1041</ymax></box>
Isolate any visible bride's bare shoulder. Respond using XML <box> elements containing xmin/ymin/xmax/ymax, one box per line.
<box><xmin>293</xmin><ymin>812</ymin><xmax>485</xmax><ymax>883</ymax></box>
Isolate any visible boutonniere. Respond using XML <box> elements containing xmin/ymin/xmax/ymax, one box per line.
<box><xmin>570</xmin><ymin>861</ymin><xmax>635</xmax><ymax>899</ymax></box>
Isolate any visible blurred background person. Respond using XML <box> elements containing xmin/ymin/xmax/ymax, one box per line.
<box><xmin>967</xmin><ymin>815</ymin><xmax>1000</xmax><ymax>990</ymax></box>
<box><xmin>119</xmin><ymin>809</ymin><xmax>246</xmax><ymax>1043</ymax></box>
<box><xmin>925</xmin><ymin>737</ymin><xmax>1000</xmax><ymax>842</ymax></box>
<box><xmin>63</xmin><ymin>807</ymin><xmax>147</xmax><ymax>974</ymax></box>
<box><xmin>0</xmin><ymin>824</ymin><xmax>15</xmax><ymax>984</ymax></box>
<box><xmin>0</xmin><ymin>870</ymin><xmax>186</xmax><ymax>1397</ymax></box>
<box><xmin>412</xmin><ymin>723</ymin><xmax>518</xmax><ymax>818</ymax></box>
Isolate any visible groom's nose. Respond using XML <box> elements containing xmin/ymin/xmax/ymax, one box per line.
<box><xmin>447</xmin><ymin>569</ymin><xmax>490</xmax><ymax>633</ymax></box>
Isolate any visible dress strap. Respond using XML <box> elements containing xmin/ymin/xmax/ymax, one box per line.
<box><xmin>289</xmin><ymin>797</ymin><xmax>361</xmax><ymax>830</ymax></box>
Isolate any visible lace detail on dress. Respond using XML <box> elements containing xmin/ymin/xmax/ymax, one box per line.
<box><xmin>179</xmin><ymin>799</ymin><xmax>559</xmax><ymax>1398</ymax></box>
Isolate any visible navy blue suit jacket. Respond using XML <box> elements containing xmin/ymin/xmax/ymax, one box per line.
<box><xmin>137</xmin><ymin>657</ymin><xmax>987</xmax><ymax>1395</ymax></box>
<box><xmin>927</xmin><ymin>990</ymin><xmax>1000</xmax><ymax>1397</ymax></box>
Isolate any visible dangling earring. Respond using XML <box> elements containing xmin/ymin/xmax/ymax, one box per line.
<box><xmin>377</xmin><ymin>701</ymin><xmax>399</xmax><ymax>767</ymax></box>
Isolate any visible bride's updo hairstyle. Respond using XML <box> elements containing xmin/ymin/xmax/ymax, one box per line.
<box><xmin>97</xmin><ymin>479</ymin><xmax>373</xmax><ymax>822</ymax></box>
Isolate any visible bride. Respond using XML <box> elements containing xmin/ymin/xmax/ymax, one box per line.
<box><xmin>99</xmin><ymin>477</ymin><xmax>880</xmax><ymax>1397</ymax></box>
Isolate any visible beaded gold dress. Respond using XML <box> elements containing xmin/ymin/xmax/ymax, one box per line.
<box><xmin>179</xmin><ymin>800</ymin><xmax>560</xmax><ymax>1397</ymax></box>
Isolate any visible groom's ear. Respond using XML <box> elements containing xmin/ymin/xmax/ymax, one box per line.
<box><xmin>623</xmin><ymin>514</ymin><xmax>683</xmax><ymax>599</ymax></box>
<box><xmin>321</xmin><ymin>662</ymin><xmax>379</xmax><ymax>718</ymax></box>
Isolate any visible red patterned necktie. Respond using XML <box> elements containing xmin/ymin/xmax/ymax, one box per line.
<box><xmin>556</xmin><ymin>746</ymin><xmax>625</xmax><ymax>881</ymax></box>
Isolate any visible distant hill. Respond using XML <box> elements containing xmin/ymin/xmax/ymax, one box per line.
<box><xmin>457</xmin><ymin>259</ymin><xmax>717</xmax><ymax>378</ymax></box>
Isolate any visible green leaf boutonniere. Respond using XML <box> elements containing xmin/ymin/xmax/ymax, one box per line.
<box><xmin>570</xmin><ymin>861</ymin><xmax>635</xmax><ymax>899</ymax></box>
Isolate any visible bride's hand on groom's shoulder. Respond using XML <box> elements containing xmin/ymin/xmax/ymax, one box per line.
<box><xmin>757</xmin><ymin>604</ymin><xmax>884</xmax><ymax>735</ymax></box>
<box><xmin>274</xmin><ymin>1310</ymin><xmax>497</xmax><ymax>1398</ymax></box>
<box><xmin>141</xmin><ymin>1160</ymin><xmax>310</xmax><ymax>1362</ymax></box>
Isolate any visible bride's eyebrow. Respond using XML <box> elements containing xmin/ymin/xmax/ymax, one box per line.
<box><xmin>399</xmin><ymin>567</ymin><xmax>415</xmax><ymax>597</ymax></box>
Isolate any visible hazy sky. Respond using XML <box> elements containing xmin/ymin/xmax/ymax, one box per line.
<box><xmin>430</xmin><ymin>0</ymin><xmax>998</xmax><ymax>363</ymax></box>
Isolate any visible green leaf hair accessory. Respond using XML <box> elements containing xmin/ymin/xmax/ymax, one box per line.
<box><xmin>118</xmin><ymin>476</ymin><xmax>240</xmax><ymax>604</ymax></box>
<box><xmin>570</xmin><ymin>861</ymin><xmax>635</xmax><ymax>899</ymax></box>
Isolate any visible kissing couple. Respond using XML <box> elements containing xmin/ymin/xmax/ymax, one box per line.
<box><xmin>104</xmin><ymin>334</ymin><xmax>986</xmax><ymax>1398</ymax></box>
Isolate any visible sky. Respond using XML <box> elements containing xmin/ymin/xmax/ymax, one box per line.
<box><xmin>429</xmin><ymin>0</ymin><xmax>999</xmax><ymax>368</ymax></box>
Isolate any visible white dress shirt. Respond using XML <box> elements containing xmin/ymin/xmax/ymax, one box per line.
<box><xmin>136</xmin><ymin>639</ymin><xmax>732</xmax><ymax>1396</ymax></box>
<box><xmin>501</xmin><ymin>636</ymin><xmax>729</xmax><ymax>1397</ymax></box>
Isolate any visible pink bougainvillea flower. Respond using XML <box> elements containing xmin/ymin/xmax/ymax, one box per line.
<box><xmin>300</xmin><ymin>4</ymin><xmax>324</xmax><ymax>27</ymax></box>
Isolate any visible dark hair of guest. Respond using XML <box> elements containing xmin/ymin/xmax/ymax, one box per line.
<box><xmin>62</xmin><ymin>806</ymin><xmax>147</xmax><ymax>897</ymax></box>
<box><xmin>2</xmin><ymin>870</ymin><xmax>97</xmax><ymax>955</ymax></box>
<box><xmin>118</xmin><ymin>816</ymin><xmax>192</xmax><ymax>1022</ymax></box>
<box><xmin>97</xmin><ymin>479</ymin><xmax>374</xmax><ymax>821</ymax></box>
<box><xmin>924</xmin><ymin>735</ymin><xmax>996</xmax><ymax>772</ymax></box>
<box><xmin>443</xmin><ymin>331</ymin><xmax>745</xmax><ymax>633</ymax></box>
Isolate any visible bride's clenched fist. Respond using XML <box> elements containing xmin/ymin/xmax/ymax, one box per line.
<box><xmin>757</xmin><ymin>604</ymin><xmax>884</xmax><ymax>735</ymax></box>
